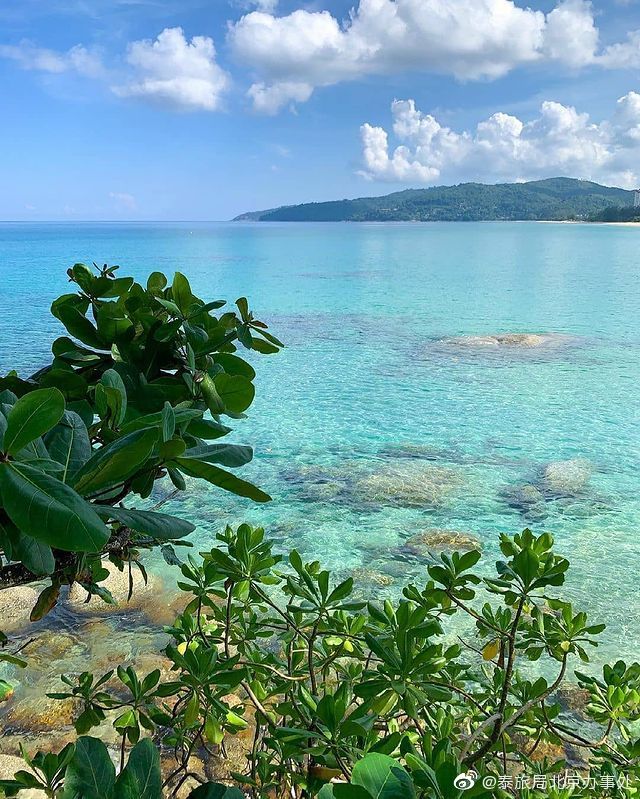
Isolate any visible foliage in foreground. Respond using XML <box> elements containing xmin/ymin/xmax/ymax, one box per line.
<box><xmin>0</xmin><ymin>264</ymin><xmax>281</xmax><ymax>635</ymax></box>
<box><xmin>4</xmin><ymin>525</ymin><xmax>640</xmax><ymax>798</ymax></box>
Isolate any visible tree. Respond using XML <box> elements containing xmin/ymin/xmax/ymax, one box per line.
<box><xmin>0</xmin><ymin>263</ymin><xmax>282</xmax><ymax>630</ymax></box>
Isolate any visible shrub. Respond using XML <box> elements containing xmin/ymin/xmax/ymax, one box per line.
<box><xmin>3</xmin><ymin>525</ymin><xmax>637</xmax><ymax>798</ymax></box>
<box><xmin>0</xmin><ymin>263</ymin><xmax>281</xmax><ymax>635</ymax></box>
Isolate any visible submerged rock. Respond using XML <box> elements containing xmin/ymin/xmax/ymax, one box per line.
<box><xmin>378</xmin><ymin>443</ymin><xmax>461</xmax><ymax>462</ymax></box>
<box><xmin>439</xmin><ymin>332</ymin><xmax>577</xmax><ymax>349</ymax></box>
<box><xmin>351</xmin><ymin>568</ymin><xmax>394</xmax><ymax>588</ymax></box>
<box><xmin>353</xmin><ymin>464</ymin><xmax>463</xmax><ymax>509</ymax></box>
<box><xmin>556</xmin><ymin>684</ymin><xmax>591</xmax><ymax>718</ymax></box>
<box><xmin>501</xmin><ymin>484</ymin><xmax>547</xmax><ymax>518</ymax></box>
<box><xmin>405</xmin><ymin>529</ymin><xmax>481</xmax><ymax>557</ymax></box>
<box><xmin>283</xmin><ymin>463</ymin><xmax>355</xmax><ymax>504</ymax></box>
<box><xmin>543</xmin><ymin>458</ymin><xmax>594</xmax><ymax>495</ymax></box>
<box><xmin>0</xmin><ymin>586</ymin><xmax>40</xmax><ymax>634</ymax></box>
<box><xmin>3</xmin><ymin>694</ymin><xmax>77</xmax><ymax>734</ymax></box>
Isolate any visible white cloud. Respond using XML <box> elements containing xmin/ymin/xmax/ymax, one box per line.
<box><xmin>109</xmin><ymin>191</ymin><xmax>137</xmax><ymax>211</ymax></box>
<box><xmin>229</xmin><ymin>0</ymin><xmax>640</xmax><ymax>113</ymax></box>
<box><xmin>0</xmin><ymin>40</ymin><xmax>104</xmax><ymax>77</ymax></box>
<box><xmin>543</xmin><ymin>0</ymin><xmax>599</xmax><ymax>67</ymax></box>
<box><xmin>600</xmin><ymin>30</ymin><xmax>640</xmax><ymax>68</ymax></box>
<box><xmin>113</xmin><ymin>27</ymin><xmax>230</xmax><ymax>111</ymax></box>
<box><xmin>359</xmin><ymin>95</ymin><xmax>640</xmax><ymax>188</ymax></box>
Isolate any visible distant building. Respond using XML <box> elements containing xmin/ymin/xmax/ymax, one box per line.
<box><xmin>635</xmin><ymin>190</ymin><xmax>640</xmax><ymax>208</ymax></box>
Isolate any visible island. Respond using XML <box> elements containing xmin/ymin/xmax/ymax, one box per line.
<box><xmin>234</xmin><ymin>177</ymin><xmax>638</xmax><ymax>223</ymax></box>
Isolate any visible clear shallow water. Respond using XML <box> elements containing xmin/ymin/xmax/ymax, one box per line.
<box><xmin>1</xmin><ymin>220</ymin><xmax>640</xmax><ymax>683</ymax></box>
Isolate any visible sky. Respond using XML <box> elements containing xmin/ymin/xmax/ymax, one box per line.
<box><xmin>1</xmin><ymin>0</ymin><xmax>639</xmax><ymax>220</ymax></box>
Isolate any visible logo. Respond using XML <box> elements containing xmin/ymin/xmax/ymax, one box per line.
<box><xmin>453</xmin><ymin>770</ymin><xmax>478</xmax><ymax>791</ymax></box>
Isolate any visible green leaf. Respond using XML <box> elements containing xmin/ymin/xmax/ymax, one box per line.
<box><xmin>185</xmin><ymin>417</ymin><xmax>232</xmax><ymax>440</ymax></box>
<box><xmin>30</xmin><ymin>582</ymin><xmax>61</xmax><ymax>621</ymax></box>
<box><xmin>95</xmin><ymin>506</ymin><xmax>195</xmax><ymax>540</ymax></box>
<box><xmin>39</xmin><ymin>368</ymin><xmax>88</xmax><ymax>401</ymax></box>
<box><xmin>101</xmin><ymin>369</ymin><xmax>128</xmax><ymax>425</ymax></box>
<box><xmin>12</xmin><ymin>532</ymin><xmax>55</xmax><ymax>576</ymax></box>
<box><xmin>213</xmin><ymin>374</ymin><xmax>255</xmax><ymax>414</ymax></box>
<box><xmin>54</xmin><ymin>303</ymin><xmax>104</xmax><ymax>349</ymax></box>
<box><xmin>115</xmin><ymin>738</ymin><xmax>162</xmax><ymax>799</ymax></box>
<box><xmin>200</xmin><ymin>374</ymin><xmax>225</xmax><ymax>415</ymax></box>
<box><xmin>172</xmin><ymin>272</ymin><xmax>193</xmax><ymax>314</ymax></box>
<box><xmin>175</xmin><ymin>457</ymin><xmax>271</xmax><ymax>503</ymax></box>
<box><xmin>351</xmin><ymin>754</ymin><xmax>416</xmax><ymax>799</ymax></box>
<box><xmin>182</xmin><ymin>443</ymin><xmax>253</xmax><ymax>468</ymax></box>
<box><xmin>3</xmin><ymin>388</ymin><xmax>65</xmax><ymax>455</ymax></box>
<box><xmin>318</xmin><ymin>786</ymin><xmax>373</xmax><ymax>799</ymax></box>
<box><xmin>96</xmin><ymin>302</ymin><xmax>133</xmax><ymax>343</ymax></box>
<box><xmin>161</xmin><ymin>402</ymin><xmax>175</xmax><ymax>443</ymax></box>
<box><xmin>0</xmin><ymin>461</ymin><xmax>109</xmax><ymax>553</ymax></box>
<box><xmin>44</xmin><ymin>410</ymin><xmax>92</xmax><ymax>483</ymax></box>
<box><xmin>62</xmin><ymin>736</ymin><xmax>115</xmax><ymax>799</ymax></box>
<box><xmin>73</xmin><ymin>428</ymin><xmax>158</xmax><ymax>496</ymax></box>
<box><xmin>213</xmin><ymin>353</ymin><xmax>255</xmax><ymax>380</ymax></box>
<box><xmin>513</xmin><ymin>548</ymin><xmax>540</xmax><ymax>589</ymax></box>
<box><xmin>147</xmin><ymin>271</ymin><xmax>167</xmax><ymax>294</ymax></box>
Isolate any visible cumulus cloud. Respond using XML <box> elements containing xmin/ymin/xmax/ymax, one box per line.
<box><xmin>359</xmin><ymin>95</ymin><xmax>640</xmax><ymax>188</ymax></box>
<box><xmin>229</xmin><ymin>0</ymin><xmax>640</xmax><ymax>113</ymax></box>
<box><xmin>113</xmin><ymin>27</ymin><xmax>230</xmax><ymax>111</ymax></box>
<box><xmin>0</xmin><ymin>40</ymin><xmax>104</xmax><ymax>77</ymax></box>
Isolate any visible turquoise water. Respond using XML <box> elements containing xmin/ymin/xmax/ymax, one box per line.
<box><xmin>1</xmin><ymin>221</ymin><xmax>640</xmax><ymax>667</ymax></box>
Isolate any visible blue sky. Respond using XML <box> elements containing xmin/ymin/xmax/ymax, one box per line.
<box><xmin>1</xmin><ymin>0</ymin><xmax>639</xmax><ymax>220</ymax></box>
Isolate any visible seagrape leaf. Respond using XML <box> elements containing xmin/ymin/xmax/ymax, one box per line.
<box><xmin>95</xmin><ymin>506</ymin><xmax>195</xmax><ymax>540</ymax></box>
<box><xmin>14</xmin><ymin>533</ymin><xmax>55</xmax><ymax>576</ymax></box>
<box><xmin>44</xmin><ymin>410</ymin><xmax>92</xmax><ymax>483</ymax></box>
<box><xmin>63</xmin><ymin>736</ymin><xmax>115</xmax><ymax>799</ymax></box>
<box><xmin>213</xmin><ymin>374</ymin><xmax>255</xmax><ymax>414</ymax></box>
<box><xmin>318</xmin><ymin>785</ymin><xmax>373</xmax><ymax>799</ymax></box>
<box><xmin>121</xmin><ymin>408</ymin><xmax>201</xmax><ymax>435</ymax></box>
<box><xmin>115</xmin><ymin>738</ymin><xmax>162</xmax><ymax>799</ymax></box>
<box><xmin>175</xmin><ymin>457</ymin><xmax>271</xmax><ymax>503</ymax></box>
<box><xmin>73</xmin><ymin>428</ymin><xmax>158</xmax><ymax>496</ymax></box>
<box><xmin>183</xmin><ymin>443</ymin><xmax>253</xmax><ymax>468</ymax></box>
<box><xmin>351</xmin><ymin>754</ymin><xmax>416</xmax><ymax>799</ymax></box>
<box><xmin>3</xmin><ymin>388</ymin><xmax>65</xmax><ymax>456</ymax></box>
<box><xmin>172</xmin><ymin>272</ymin><xmax>193</xmax><ymax>314</ymax></box>
<box><xmin>0</xmin><ymin>461</ymin><xmax>109</xmax><ymax>552</ymax></box>
<box><xmin>101</xmin><ymin>369</ymin><xmax>128</xmax><ymax>425</ymax></box>
<box><xmin>54</xmin><ymin>302</ymin><xmax>104</xmax><ymax>350</ymax></box>
<box><xmin>185</xmin><ymin>417</ymin><xmax>231</xmax><ymax>440</ymax></box>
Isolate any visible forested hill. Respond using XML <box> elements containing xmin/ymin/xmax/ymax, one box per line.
<box><xmin>234</xmin><ymin>178</ymin><xmax>634</xmax><ymax>222</ymax></box>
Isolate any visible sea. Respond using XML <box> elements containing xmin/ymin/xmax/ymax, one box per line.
<box><xmin>0</xmin><ymin>220</ymin><xmax>639</xmax><ymax>732</ymax></box>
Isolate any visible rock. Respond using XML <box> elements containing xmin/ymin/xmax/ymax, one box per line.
<box><xmin>439</xmin><ymin>333</ymin><xmax>576</xmax><ymax>349</ymax></box>
<box><xmin>0</xmin><ymin>586</ymin><xmax>40</xmax><ymax>635</ymax></box>
<box><xmin>353</xmin><ymin>464</ymin><xmax>462</xmax><ymax>509</ymax></box>
<box><xmin>543</xmin><ymin>459</ymin><xmax>594</xmax><ymax>495</ymax></box>
<box><xmin>66</xmin><ymin>561</ymin><xmax>163</xmax><ymax>615</ymax></box>
<box><xmin>378</xmin><ymin>443</ymin><xmax>460</xmax><ymax>462</ymax></box>
<box><xmin>284</xmin><ymin>464</ymin><xmax>353</xmax><ymax>504</ymax></box>
<box><xmin>501</xmin><ymin>484</ymin><xmax>546</xmax><ymax>518</ymax></box>
<box><xmin>556</xmin><ymin>684</ymin><xmax>591</xmax><ymax>718</ymax></box>
<box><xmin>22</xmin><ymin>630</ymin><xmax>82</xmax><ymax>664</ymax></box>
<box><xmin>405</xmin><ymin>529</ymin><xmax>481</xmax><ymax>557</ymax></box>
<box><xmin>3</xmin><ymin>695</ymin><xmax>77</xmax><ymax>734</ymax></box>
<box><xmin>351</xmin><ymin>568</ymin><xmax>394</xmax><ymax>588</ymax></box>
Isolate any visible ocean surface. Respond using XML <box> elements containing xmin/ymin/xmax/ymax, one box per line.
<box><xmin>1</xmin><ymin>221</ymin><xmax>639</xmax><ymax>720</ymax></box>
